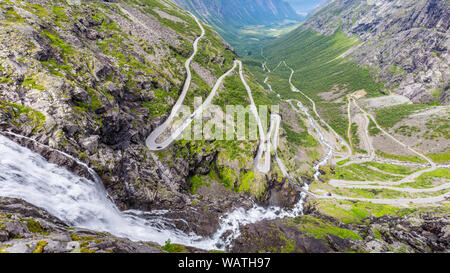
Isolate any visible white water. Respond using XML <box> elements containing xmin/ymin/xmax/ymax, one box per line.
<box><xmin>0</xmin><ymin>133</ymin><xmax>312</xmax><ymax>251</ymax></box>
<box><xmin>0</xmin><ymin>134</ymin><xmax>218</xmax><ymax>249</ymax></box>
<box><xmin>0</xmin><ymin>56</ymin><xmax>332</xmax><ymax>253</ymax></box>
<box><xmin>188</xmin><ymin>59</ymin><xmax>343</xmax><ymax>249</ymax></box>
<box><xmin>0</xmin><ymin>60</ymin><xmax>333</xmax><ymax>253</ymax></box>
<box><xmin>292</xmin><ymin>100</ymin><xmax>334</xmax><ymax>180</ymax></box>
<box><xmin>208</xmin><ymin>198</ymin><xmax>305</xmax><ymax>248</ymax></box>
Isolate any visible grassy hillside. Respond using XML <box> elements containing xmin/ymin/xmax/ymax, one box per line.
<box><xmin>264</xmin><ymin>29</ymin><xmax>384</xmax><ymax>97</ymax></box>
<box><xmin>257</xmin><ymin>29</ymin><xmax>384</xmax><ymax>138</ymax></box>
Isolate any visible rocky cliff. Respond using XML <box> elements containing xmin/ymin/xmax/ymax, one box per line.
<box><xmin>173</xmin><ymin>0</ymin><xmax>301</xmax><ymax>28</ymax></box>
<box><xmin>172</xmin><ymin>0</ymin><xmax>304</xmax><ymax>55</ymax></box>
<box><xmin>297</xmin><ymin>0</ymin><xmax>450</xmax><ymax>104</ymax></box>
<box><xmin>0</xmin><ymin>197</ymin><xmax>164</xmax><ymax>253</ymax></box>
<box><xmin>0</xmin><ymin>0</ymin><xmax>302</xmax><ymax>240</ymax></box>
<box><xmin>233</xmin><ymin>197</ymin><xmax>450</xmax><ymax>253</ymax></box>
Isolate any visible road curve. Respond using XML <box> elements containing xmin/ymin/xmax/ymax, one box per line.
<box><xmin>146</xmin><ymin>30</ymin><xmax>280</xmax><ymax>175</ymax></box>
<box><xmin>237</xmin><ymin>61</ymin><xmax>277</xmax><ymax>173</ymax></box>
<box><xmin>284</xmin><ymin>62</ymin><xmax>352</xmax><ymax>159</ymax></box>
<box><xmin>310</xmin><ymin>191</ymin><xmax>450</xmax><ymax>205</ymax></box>
<box><xmin>263</xmin><ymin>60</ymin><xmax>447</xmax><ymax>206</ymax></box>
<box><xmin>146</xmin><ymin>13</ymin><xmax>206</xmax><ymax>151</ymax></box>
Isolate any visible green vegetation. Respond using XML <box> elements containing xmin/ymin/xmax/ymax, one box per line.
<box><xmin>282</xmin><ymin>123</ymin><xmax>318</xmax><ymax>147</ymax></box>
<box><xmin>238</xmin><ymin>171</ymin><xmax>256</xmax><ymax>193</ymax></box>
<box><xmin>32</xmin><ymin>240</ymin><xmax>48</xmax><ymax>253</ymax></box>
<box><xmin>399</xmin><ymin>168</ymin><xmax>450</xmax><ymax>189</ymax></box>
<box><xmin>214</xmin><ymin>73</ymin><xmax>250</xmax><ymax>108</ymax></box>
<box><xmin>394</xmin><ymin>125</ymin><xmax>420</xmax><ymax>137</ymax></box>
<box><xmin>264</xmin><ymin>30</ymin><xmax>384</xmax><ymax>98</ymax></box>
<box><xmin>22</xmin><ymin>77</ymin><xmax>45</xmax><ymax>91</ymax></box>
<box><xmin>1</xmin><ymin>101</ymin><xmax>46</xmax><ymax>134</ymax></box>
<box><xmin>1</xmin><ymin>2</ymin><xmax>25</xmax><ymax>23</ymax></box>
<box><xmin>364</xmin><ymin>162</ymin><xmax>419</xmax><ymax>175</ymax></box>
<box><xmin>298</xmin><ymin>216</ymin><xmax>362</xmax><ymax>240</ymax></box>
<box><xmin>43</xmin><ymin>29</ymin><xmax>74</xmax><ymax>55</ymax></box>
<box><xmin>316</xmin><ymin>200</ymin><xmax>419</xmax><ymax>224</ymax></box>
<box><xmin>427</xmin><ymin>151</ymin><xmax>450</xmax><ymax>164</ymax></box>
<box><xmin>189</xmin><ymin>174</ymin><xmax>209</xmax><ymax>194</ymax></box>
<box><xmin>194</xmin><ymin>25</ymin><xmax>236</xmax><ymax>77</ymax></box>
<box><xmin>376</xmin><ymin>151</ymin><xmax>426</xmax><ymax>164</ymax></box>
<box><xmin>350</xmin><ymin>122</ymin><xmax>360</xmax><ymax>149</ymax></box>
<box><xmin>162</xmin><ymin>239</ymin><xmax>189</xmax><ymax>253</ymax></box>
<box><xmin>419</xmin><ymin>168</ymin><xmax>450</xmax><ymax>180</ymax></box>
<box><xmin>423</xmin><ymin>115</ymin><xmax>449</xmax><ymax>140</ymax></box>
<box><xmin>373</xmin><ymin>228</ymin><xmax>382</xmax><ymax>240</ymax></box>
<box><xmin>24</xmin><ymin>219</ymin><xmax>49</xmax><ymax>235</ymax></box>
<box><xmin>317</xmin><ymin>101</ymin><xmax>349</xmax><ymax>142</ymax></box>
<box><xmin>139</xmin><ymin>0</ymin><xmax>200</xmax><ymax>36</ymax></box>
<box><xmin>142</xmin><ymin>101</ymin><xmax>166</xmax><ymax>117</ymax></box>
<box><xmin>375</xmin><ymin>104</ymin><xmax>428</xmax><ymax>128</ymax></box>
<box><xmin>0</xmin><ymin>76</ymin><xmax>13</xmax><ymax>85</ymax></box>
<box><xmin>328</xmin><ymin>162</ymin><xmax>412</xmax><ymax>182</ymax></box>
<box><xmin>337</xmin><ymin>158</ymin><xmax>351</xmax><ymax>166</ymax></box>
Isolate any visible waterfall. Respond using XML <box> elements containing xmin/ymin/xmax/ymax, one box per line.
<box><xmin>0</xmin><ymin>95</ymin><xmax>333</xmax><ymax>252</ymax></box>
<box><xmin>0</xmin><ymin>134</ymin><xmax>311</xmax><ymax>251</ymax></box>
<box><xmin>0</xmin><ymin>134</ymin><xmax>215</xmax><ymax>249</ymax></box>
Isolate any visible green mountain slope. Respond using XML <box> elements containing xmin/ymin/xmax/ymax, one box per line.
<box><xmin>0</xmin><ymin>0</ymin><xmax>297</xmax><ymax>237</ymax></box>
<box><xmin>261</xmin><ymin>29</ymin><xmax>384</xmax><ymax>138</ymax></box>
<box><xmin>173</xmin><ymin>0</ymin><xmax>304</xmax><ymax>55</ymax></box>
<box><xmin>174</xmin><ymin>0</ymin><xmax>301</xmax><ymax>28</ymax></box>
<box><xmin>273</xmin><ymin>0</ymin><xmax>449</xmax><ymax>104</ymax></box>
<box><xmin>259</xmin><ymin>0</ymin><xmax>449</xmax><ymax>145</ymax></box>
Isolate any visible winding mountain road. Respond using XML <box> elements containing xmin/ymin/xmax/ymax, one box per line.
<box><xmin>146</xmin><ymin>13</ymin><xmax>205</xmax><ymax>151</ymax></box>
<box><xmin>146</xmin><ymin>14</ymin><xmax>287</xmax><ymax>177</ymax></box>
<box><xmin>283</xmin><ymin>62</ymin><xmax>352</xmax><ymax>160</ymax></box>
<box><xmin>147</xmin><ymin>16</ymin><xmax>447</xmax><ymax>206</ymax></box>
<box><xmin>262</xmin><ymin>60</ymin><xmax>448</xmax><ymax>205</ymax></box>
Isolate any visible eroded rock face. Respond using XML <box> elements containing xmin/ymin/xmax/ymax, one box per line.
<box><xmin>0</xmin><ymin>197</ymin><xmax>162</xmax><ymax>253</ymax></box>
<box><xmin>230</xmin><ymin>202</ymin><xmax>450</xmax><ymax>253</ymax></box>
<box><xmin>0</xmin><ymin>0</ymin><xmax>299</xmax><ymax>241</ymax></box>
<box><xmin>302</xmin><ymin>0</ymin><xmax>449</xmax><ymax>104</ymax></box>
<box><xmin>263</xmin><ymin>176</ymin><xmax>302</xmax><ymax>209</ymax></box>
<box><xmin>173</xmin><ymin>0</ymin><xmax>301</xmax><ymax>28</ymax></box>
<box><xmin>231</xmin><ymin>218</ymin><xmax>336</xmax><ymax>253</ymax></box>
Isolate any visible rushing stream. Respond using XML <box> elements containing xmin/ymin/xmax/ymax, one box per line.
<box><xmin>0</xmin><ymin>131</ymin><xmax>312</xmax><ymax>250</ymax></box>
<box><xmin>292</xmin><ymin>100</ymin><xmax>334</xmax><ymax>180</ymax></box>
<box><xmin>0</xmin><ymin>134</ymin><xmax>214</xmax><ymax>249</ymax></box>
<box><xmin>0</xmin><ymin>57</ymin><xmax>335</xmax><ymax>251</ymax></box>
<box><xmin>0</xmin><ymin>132</ymin><xmax>309</xmax><ymax>250</ymax></box>
<box><xmin>0</xmin><ymin>96</ymin><xmax>333</xmax><ymax>251</ymax></box>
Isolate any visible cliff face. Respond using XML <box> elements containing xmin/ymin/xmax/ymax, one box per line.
<box><xmin>301</xmin><ymin>0</ymin><xmax>450</xmax><ymax>104</ymax></box>
<box><xmin>0</xmin><ymin>197</ymin><xmax>163</xmax><ymax>253</ymax></box>
<box><xmin>0</xmin><ymin>0</ymin><xmax>302</xmax><ymax>238</ymax></box>
<box><xmin>173</xmin><ymin>0</ymin><xmax>301</xmax><ymax>28</ymax></box>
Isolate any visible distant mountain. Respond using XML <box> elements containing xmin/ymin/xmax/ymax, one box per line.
<box><xmin>304</xmin><ymin>0</ymin><xmax>333</xmax><ymax>16</ymax></box>
<box><xmin>265</xmin><ymin>0</ymin><xmax>450</xmax><ymax>104</ymax></box>
<box><xmin>173</xmin><ymin>0</ymin><xmax>301</xmax><ymax>28</ymax></box>
<box><xmin>284</xmin><ymin>0</ymin><xmax>329</xmax><ymax>16</ymax></box>
<box><xmin>172</xmin><ymin>0</ymin><xmax>304</xmax><ymax>55</ymax></box>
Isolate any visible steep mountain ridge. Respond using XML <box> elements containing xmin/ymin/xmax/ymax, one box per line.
<box><xmin>297</xmin><ymin>0</ymin><xmax>449</xmax><ymax>104</ymax></box>
<box><xmin>0</xmin><ymin>0</ymin><xmax>302</xmax><ymax>241</ymax></box>
<box><xmin>172</xmin><ymin>0</ymin><xmax>304</xmax><ymax>55</ymax></box>
<box><xmin>173</xmin><ymin>0</ymin><xmax>301</xmax><ymax>28</ymax></box>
